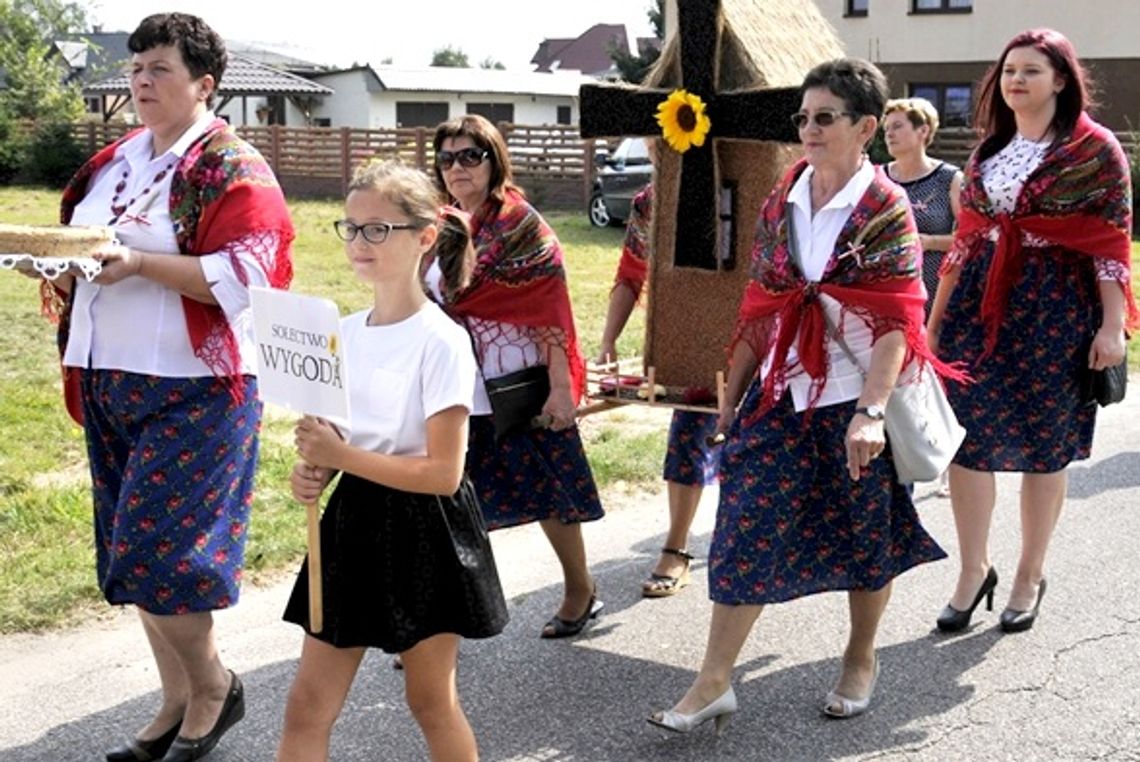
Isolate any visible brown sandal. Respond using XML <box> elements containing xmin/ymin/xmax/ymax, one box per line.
<box><xmin>641</xmin><ymin>548</ymin><xmax>694</xmax><ymax>598</ymax></box>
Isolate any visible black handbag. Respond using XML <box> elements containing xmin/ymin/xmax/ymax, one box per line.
<box><xmin>484</xmin><ymin>365</ymin><xmax>550</xmax><ymax>442</ymax></box>
<box><xmin>1079</xmin><ymin>348</ymin><xmax>1128</xmax><ymax>407</ymax></box>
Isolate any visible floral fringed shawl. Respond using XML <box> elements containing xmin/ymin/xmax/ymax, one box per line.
<box><xmin>946</xmin><ymin>112</ymin><xmax>1138</xmax><ymax>358</ymax></box>
<box><xmin>436</xmin><ymin>189</ymin><xmax>586</xmax><ymax>402</ymax></box>
<box><xmin>53</xmin><ymin>119</ymin><xmax>294</xmax><ymax>420</ymax></box>
<box><xmin>731</xmin><ymin>159</ymin><xmax>968</xmax><ymax>421</ymax></box>
<box><xmin>613</xmin><ymin>183</ymin><xmax>653</xmax><ymax>299</ymax></box>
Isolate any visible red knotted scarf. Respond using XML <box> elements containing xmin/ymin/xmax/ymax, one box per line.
<box><xmin>947</xmin><ymin>112</ymin><xmax>1138</xmax><ymax>359</ymax></box>
<box><xmin>733</xmin><ymin>159</ymin><xmax>968</xmax><ymax>420</ymax></box>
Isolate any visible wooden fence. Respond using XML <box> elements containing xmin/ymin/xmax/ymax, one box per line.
<box><xmin>65</xmin><ymin>122</ymin><xmax>615</xmax><ymax>209</ymax></box>
<box><xmin>52</xmin><ymin>121</ymin><xmax>1140</xmax><ymax>209</ymax></box>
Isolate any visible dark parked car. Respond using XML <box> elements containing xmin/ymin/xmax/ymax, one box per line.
<box><xmin>589</xmin><ymin>137</ymin><xmax>653</xmax><ymax>227</ymax></box>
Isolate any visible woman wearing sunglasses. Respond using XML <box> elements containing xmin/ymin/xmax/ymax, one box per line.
<box><xmin>425</xmin><ymin>114</ymin><xmax>605</xmax><ymax>639</ymax></box>
<box><xmin>649</xmin><ymin>58</ymin><xmax>956</xmax><ymax>733</ymax></box>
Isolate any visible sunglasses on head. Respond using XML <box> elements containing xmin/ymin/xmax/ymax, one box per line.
<box><xmin>790</xmin><ymin>110</ymin><xmax>858</xmax><ymax>129</ymax></box>
<box><xmin>333</xmin><ymin>220</ymin><xmax>417</xmax><ymax>244</ymax></box>
<box><xmin>436</xmin><ymin>147</ymin><xmax>489</xmax><ymax>169</ymax></box>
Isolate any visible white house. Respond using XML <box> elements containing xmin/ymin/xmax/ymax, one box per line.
<box><xmin>289</xmin><ymin>65</ymin><xmax>593</xmax><ymax>129</ymax></box>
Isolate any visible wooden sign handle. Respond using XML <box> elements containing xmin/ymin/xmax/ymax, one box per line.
<box><xmin>305</xmin><ymin>500</ymin><xmax>323</xmax><ymax>634</ymax></box>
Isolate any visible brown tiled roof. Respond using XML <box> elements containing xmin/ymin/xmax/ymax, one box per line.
<box><xmin>530</xmin><ymin>23</ymin><xmax>629</xmax><ymax>76</ymax></box>
<box><xmin>83</xmin><ymin>53</ymin><xmax>332</xmax><ymax>95</ymax></box>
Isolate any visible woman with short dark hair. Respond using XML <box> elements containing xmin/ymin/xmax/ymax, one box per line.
<box><xmin>649</xmin><ymin>57</ymin><xmax>952</xmax><ymax>732</ymax></box>
<box><xmin>45</xmin><ymin>12</ymin><xmax>294</xmax><ymax>761</ymax></box>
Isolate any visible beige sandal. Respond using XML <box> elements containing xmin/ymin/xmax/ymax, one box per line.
<box><xmin>641</xmin><ymin>548</ymin><xmax>694</xmax><ymax>598</ymax></box>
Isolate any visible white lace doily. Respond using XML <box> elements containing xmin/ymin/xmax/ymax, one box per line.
<box><xmin>0</xmin><ymin>254</ymin><xmax>103</xmax><ymax>281</ymax></box>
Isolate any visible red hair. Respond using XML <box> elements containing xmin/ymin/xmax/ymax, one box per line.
<box><xmin>974</xmin><ymin>28</ymin><xmax>1094</xmax><ymax>161</ymax></box>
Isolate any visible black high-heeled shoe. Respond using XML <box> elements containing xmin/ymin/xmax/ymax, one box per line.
<box><xmin>936</xmin><ymin>567</ymin><xmax>998</xmax><ymax>632</ymax></box>
<box><xmin>1000</xmin><ymin>578</ymin><xmax>1047</xmax><ymax>633</ymax></box>
<box><xmin>540</xmin><ymin>590</ymin><xmax>604</xmax><ymax>639</ymax></box>
<box><xmin>160</xmin><ymin>671</ymin><xmax>244</xmax><ymax>762</ymax></box>
<box><xmin>105</xmin><ymin>720</ymin><xmax>181</xmax><ymax>762</ymax></box>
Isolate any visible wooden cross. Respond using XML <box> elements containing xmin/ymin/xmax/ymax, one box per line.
<box><xmin>580</xmin><ymin>0</ymin><xmax>802</xmax><ymax>269</ymax></box>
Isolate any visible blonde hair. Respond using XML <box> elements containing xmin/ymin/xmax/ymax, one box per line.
<box><xmin>883</xmin><ymin>97</ymin><xmax>940</xmax><ymax>145</ymax></box>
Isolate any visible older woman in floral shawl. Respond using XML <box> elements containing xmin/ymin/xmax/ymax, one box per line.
<box><xmin>425</xmin><ymin>115</ymin><xmax>604</xmax><ymax>640</ymax></box>
<box><xmin>929</xmin><ymin>28</ymin><xmax>1138</xmax><ymax>636</ymax></box>
<box><xmin>650</xmin><ymin>59</ymin><xmax>953</xmax><ymax>735</ymax></box>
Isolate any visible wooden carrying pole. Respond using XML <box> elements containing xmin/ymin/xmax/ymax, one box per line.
<box><xmin>305</xmin><ymin>500</ymin><xmax>323</xmax><ymax>633</ymax></box>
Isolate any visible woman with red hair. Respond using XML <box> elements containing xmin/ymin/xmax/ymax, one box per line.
<box><xmin>929</xmin><ymin>28</ymin><xmax>1138</xmax><ymax>634</ymax></box>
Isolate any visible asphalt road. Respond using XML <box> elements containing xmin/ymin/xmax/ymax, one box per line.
<box><xmin>2</xmin><ymin>385</ymin><xmax>1139</xmax><ymax>761</ymax></box>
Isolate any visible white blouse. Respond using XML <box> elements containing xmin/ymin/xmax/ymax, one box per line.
<box><xmin>64</xmin><ymin>111</ymin><xmax>275</xmax><ymax>377</ymax></box>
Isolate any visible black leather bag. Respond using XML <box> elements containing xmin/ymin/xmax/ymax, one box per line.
<box><xmin>1079</xmin><ymin>348</ymin><xmax>1128</xmax><ymax>407</ymax></box>
<box><xmin>484</xmin><ymin>365</ymin><xmax>550</xmax><ymax>442</ymax></box>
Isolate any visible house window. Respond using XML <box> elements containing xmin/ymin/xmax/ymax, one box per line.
<box><xmin>466</xmin><ymin>103</ymin><xmax>514</xmax><ymax>125</ymax></box>
<box><xmin>556</xmin><ymin>105</ymin><xmax>572</xmax><ymax>125</ymax></box>
<box><xmin>85</xmin><ymin>96</ymin><xmax>101</xmax><ymax>114</ymax></box>
<box><xmin>912</xmin><ymin>0</ymin><xmax>972</xmax><ymax>13</ymax></box>
<box><xmin>395</xmin><ymin>102</ymin><xmax>449</xmax><ymax>128</ymax></box>
<box><xmin>312</xmin><ymin>118</ymin><xmax>331</xmax><ymax>127</ymax></box>
<box><xmin>846</xmin><ymin>0</ymin><xmax>869</xmax><ymax>17</ymax></box>
<box><xmin>910</xmin><ymin>83</ymin><xmax>974</xmax><ymax>127</ymax></box>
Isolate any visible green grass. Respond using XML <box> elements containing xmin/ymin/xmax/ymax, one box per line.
<box><xmin>0</xmin><ymin>187</ymin><xmax>656</xmax><ymax>632</ymax></box>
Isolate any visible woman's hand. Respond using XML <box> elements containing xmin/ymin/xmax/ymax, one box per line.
<box><xmin>716</xmin><ymin>400</ymin><xmax>736</xmax><ymax>438</ymax></box>
<box><xmin>594</xmin><ymin>342</ymin><xmax>618</xmax><ymax>366</ymax></box>
<box><xmin>845</xmin><ymin>413</ymin><xmax>887</xmax><ymax>481</ymax></box>
<box><xmin>294</xmin><ymin>416</ymin><xmax>346</xmax><ymax>470</ymax></box>
<box><xmin>92</xmin><ymin>242</ymin><xmax>141</xmax><ymax>285</ymax></box>
<box><xmin>290</xmin><ymin>461</ymin><xmax>332</xmax><ymax>505</ymax></box>
<box><xmin>1089</xmin><ymin>325</ymin><xmax>1126</xmax><ymax>370</ymax></box>
<box><xmin>542</xmin><ymin>384</ymin><xmax>577</xmax><ymax>431</ymax></box>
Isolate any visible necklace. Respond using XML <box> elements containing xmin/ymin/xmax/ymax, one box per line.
<box><xmin>109</xmin><ymin>160</ymin><xmax>175</xmax><ymax>225</ymax></box>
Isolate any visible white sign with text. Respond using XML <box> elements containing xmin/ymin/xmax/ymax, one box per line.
<box><xmin>250</xmin><ymin>286</ymin><xmax>349</xmax><ymax>429</ymax></box>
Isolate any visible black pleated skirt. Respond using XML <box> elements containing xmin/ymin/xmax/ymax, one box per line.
<box><xmin>283</xmin><ymin>473</ymin><xmax>509</xmax><ymax>653</ymax></box>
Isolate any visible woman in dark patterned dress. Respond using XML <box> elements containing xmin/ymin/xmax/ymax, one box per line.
<box><xmin>929</xmin><ymin>29</ymin><xmax>1138</xmax><ymax>635</ymax></box>
<box><xmin>883</xmin><ymin>96</ymin><xmax>964</xmax><ymax>496</ymax></box>
<box><xmin>45</xmin><ymin>14</ymin><xmax>294</xmax><ymax>761</ymax></box>
<box><xmin>596</xmin><ymin>173</ymin><xmax>720</xmax><ymax>598</ymax></box>
<box><xmin>425</xmin><ymin>115</ymin><xmax>605</xmax><ymax>638</ymax></box>
<box><xmin>278</xmin><ymin>161</ymin><xmax>507</xmax><ymax>762</ymax></box>
<box><xmin>649</xmin><ymin>59</ymin><xmax>954</xmax><ymax>733</ymax></box>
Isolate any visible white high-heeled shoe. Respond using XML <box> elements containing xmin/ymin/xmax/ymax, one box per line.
<box><xmin>647</xmin><ymin>686</ymin><xmax>737</xmax><ymax>735</ymax></box>
<box><xmin>822</xmin><ymin>656</ymin><xmax>880</xmax><ymax>719</ymax></box>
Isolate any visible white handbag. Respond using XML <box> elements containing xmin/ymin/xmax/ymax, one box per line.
<box><xmin>783</xmin><ymin>207</ymin><xmax>965</xmax><ymax>484</ymax></box>
<box><xmin>822</xmin><ymin>310</ymin><xmax>966</xmax><ymax>484</ymax></box>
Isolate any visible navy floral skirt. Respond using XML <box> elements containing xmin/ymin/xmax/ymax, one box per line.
<box><xmin>80</xmin><ymin>370</ymin><xmax>260</xmax><ymax>614</ymax></box>
<box><xmin>466</xmin><ymin>415</ymin><xmax>604</xmax><ymax>531</ymax></box>
<box><xmin>283</xmin><ymin>474</ymin><xmax>508</xmax><ymax>653</ymax></box>
<box><xmin>940</xmin><ymin>245</ymin><xmax>1098</xmax><ymax>472</ymax></box>
<box><xmin>708</xmin><ymin>387</ymin><xmax>946</xmax><ymax>606</ymax></box>
<box><xmin>662</xmin><ymin>411</ymin><xmax>720</xmax><ymax>487</ymax></box>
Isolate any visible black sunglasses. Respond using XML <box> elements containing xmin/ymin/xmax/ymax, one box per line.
<box><xmin>436</xmin><ymin>147</ymin><xmax>489</xmax><ymax>169</ymax></box>
<box><xmin>790</xmin><ymin>110</ymin><xmax>858</xmax><ymax>129</ymax></box>
<box><xmin>333</xmin><ymin>220</ymin><xmax>417</xmax><ymax>244</ymax></box>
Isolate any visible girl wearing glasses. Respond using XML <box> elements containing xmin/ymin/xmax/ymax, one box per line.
<box><xmin>929</xmin><ymin>29</ymin><xmax>1136</xmax><ymax>636</ymax></box>
<box><xmin>426</xmin><ymin>114</ymin><xmax>606</xmax><ymax>640</ymax></box>
<box><xmin>277</xmin><ymin>160</ymin><xmax>507</xmax><ymax>762</ymax></box>
<box><xmin>650</xmin><ymin>58</ymin><xmax>955</xmax><ymax>733</ymax></box>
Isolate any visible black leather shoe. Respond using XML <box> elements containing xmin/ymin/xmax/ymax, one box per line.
<box><xmin>105</xmin><ymin>721</ymin><xmax>181</xmax><ymax>761</ymax></box>
<box><xmin>1000</xmin><ymin>578</ymin><xmax>1047</xmax><ymax>633</ymax></box>
<box><xmin>160</xmin><ymin>671</ymin><xmax>244</xmax><ymax>762</ymax></box>
<box><xmin>540</xmin><ymin>592</ymin><xmax>604</xmax><ymax>639</ymax></box>
<box><xmin>936</xmin><ymin>567</ymin><xmax>999</xmax><ymax>632</ymax></box>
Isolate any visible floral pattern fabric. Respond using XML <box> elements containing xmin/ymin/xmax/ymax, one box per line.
<box><xmin>81</xmin><ymin>370</ymin><xmax>260</xmax><ymax>614</ymax></box>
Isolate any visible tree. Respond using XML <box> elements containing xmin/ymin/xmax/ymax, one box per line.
<box><xmin>479</xmin><ymin>56</ymin><xmax>505</xmax><ymax>71</ymax></box>
<box><xmin>609</xmin><ymin>0</ymin><xmax>664</xmax><ymax>84</ymax></box>
<box><xmin>0</xmin><ymin>0</ymin><xmax>88</xmax><ymax>122</ymax></box>
<box><xmin>430</xmin><ymin>46</ymin><xmax>470</xmax><ymax>68</ymax></box>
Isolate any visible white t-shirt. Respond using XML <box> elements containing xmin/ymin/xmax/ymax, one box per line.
<box><xmin>340</xmin><ymin>302</ymin><xmax>476</xmax><ymax>455</ymax></box>
<box><xmin>765</xmin><ymin>160</ymin><xmax>883</xmax><ymax>411</ymax></box>
<box><xmin>423</xmin><ymin>260</ymin><xmax>541</xmax><ymax>416</ymax></box>
<box><xmin>64</xmin><ymin>110</ymin><xmax>272</xmax><ymax>376</ymax></box>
